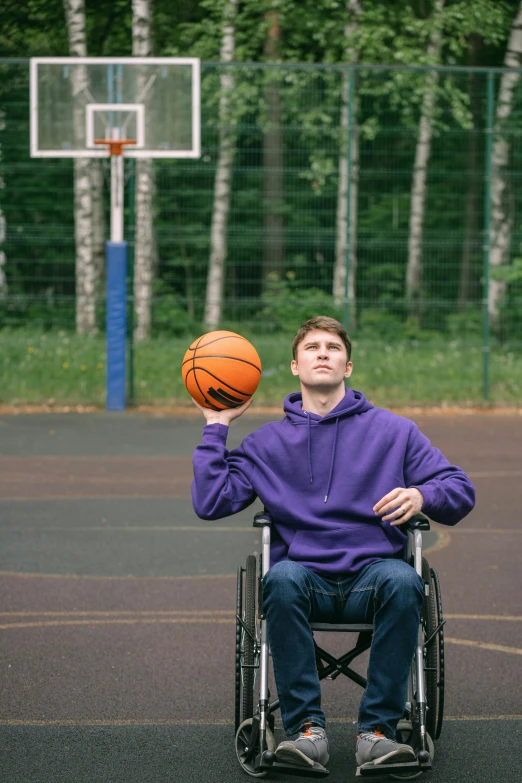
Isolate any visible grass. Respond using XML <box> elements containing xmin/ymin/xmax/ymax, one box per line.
<box><xmin>1</xmin><ymin>328</ymin><xmax>521</xmax><ymax>408</ymax></box>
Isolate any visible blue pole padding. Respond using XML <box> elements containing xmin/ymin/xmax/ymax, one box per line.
<box><xmin>106</xmin><ymin>241</ymin><xmax>128</xmax><ymax>411</ymax></box>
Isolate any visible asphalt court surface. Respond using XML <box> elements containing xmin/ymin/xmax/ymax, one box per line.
<box><xmin>0</xmin><ymin>411</ymin><xmax>521</xmax><ymax>782</ymax></box>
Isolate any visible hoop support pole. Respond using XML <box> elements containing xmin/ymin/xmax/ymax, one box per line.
<box><xmin>106</xmin><ymin>241</ymin><xmax>127</xmax><ymax>411</ymax></box>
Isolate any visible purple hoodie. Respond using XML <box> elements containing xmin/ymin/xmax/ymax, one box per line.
<box><xmin>192</xmin><ymin>388</ymin><xmax>475</xmax><ymax>575</ymax></box>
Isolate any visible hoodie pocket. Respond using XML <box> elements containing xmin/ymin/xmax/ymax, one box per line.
<box><xmin>287</xmin><ymin>524</ymin><xmax>398</xmax><ymax>569</ymax></box>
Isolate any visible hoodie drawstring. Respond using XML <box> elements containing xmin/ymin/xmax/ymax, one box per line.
<box><xmin>324</xmin><ymin>417</ymin><xmax>339</xmax><ymax>503</ymax></box>
<box><xmin>307</xmin><ymin>413</ymin><xmax>313</xmax><ymax>484</ymax></box>
<box><xmin>305</xmin><ymin>411</ymin><xmax>339</xmax><ymax>502</ymax></box>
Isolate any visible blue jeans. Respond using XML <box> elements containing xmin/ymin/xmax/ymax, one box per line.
<box><xmin>262</xmin><ymin>558</ymin><xmax>424</xmax><ymax>739</ymax></box>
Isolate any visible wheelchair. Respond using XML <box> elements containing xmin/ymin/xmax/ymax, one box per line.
<box><xmin>234</xmin><ymin>511</ymin><xmax>445</xmax><ymax>779</ymax></box>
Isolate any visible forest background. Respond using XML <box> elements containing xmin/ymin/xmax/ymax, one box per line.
<box><xmin>1</xmin><ymin>0</ymin><xmax>522</xmax><ymax>408</ymax></box>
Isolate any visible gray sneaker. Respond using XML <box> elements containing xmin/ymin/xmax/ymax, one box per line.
<box><xmin>356</xmin><ymin>731</ymin><xmax>416</xmax><ymax>769</ymax></box>
<box><xmin>275</xmin><ymin>722</ymin><xmax>330</xmax><ymax>768</ymax></box>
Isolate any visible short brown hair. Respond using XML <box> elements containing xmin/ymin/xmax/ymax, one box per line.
<box><xmin>292</xmin><ymin>316</ymin><xmax>352</xmax><ymax>361</ymax></box>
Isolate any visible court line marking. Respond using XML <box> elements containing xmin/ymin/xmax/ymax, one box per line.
<box><xmin>1</xmin><ymin>523</ymin><xmax>520</xmax><ymax>534</ymax></box>
<box><xmin>1</xmin><ymin>618</ymin><xmax>521</xmax><ymax>655</ymax></box>
<box><xmin>0</xmin><ymin>571</ymin><xmax>236</xmax><ymax>580</ymax></box>
<box><xmin>0</xmin><ymin>527</ymin><xmax>470</xmax><ymax>541</ymax></box>
<box><xmin>0</xmin><ymin>526</ymin><xmax>256</xmax><ymax>532</ymax></box>
<box><xmin>0</xmin><ymin>529</ymin><xmax>487</xmax><ymax>581</ymax></box>
<box><xmin>0</xmin><ymin>468</ymin><xmax>520</xmax><ymax>503</ymax></box>
<box><xmin>0</xmin><ymin>618</ymin><xmax>235</xmax><ymax>630</ymax></box>
<box><xmin>0</xmin><ymin>715</ymin><xmax>521</xmax><ymax>726</ymax></box>
<box><xmin>445</xmin><ymin>614</ymin><xmax>522</xmax><ymax>621</ymax></box>
<box><xmin>422</xmin><ymin>527</ymin><xmax>450</xmax><ymax>554</ymax></box>
<box><xmin>0</xmin><ymin>610</ymin><xmax>235</xmax><ymax>617</ymax></box>
<box><xmin>445</xmin><ymin>637</ymin><xmax>522</xmax><ymax>655</ymax></box>
<box><xmin>0</xmin><ymin>610</ymin><xmax>519</xmax><ymax>621</ymax></box>
<box><xmin>0</xmin><ymin>495</ymin><xmax>190</xmax><ymax>501</ymax></box>
<box><xmin>444</xmin><ymin>528</ymin><xmax>522</xmax><ymax>534</ymax></box>
<box><xmin>468</xmin><ymin>470</ymin><xmax>522</xmax><ymax>478</ymax></box>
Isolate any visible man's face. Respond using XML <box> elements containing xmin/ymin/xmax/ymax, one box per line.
<box><xmin>291</xmin><ymin>329</ymin><xmax>353</xmax><ymax>390</ymax></box>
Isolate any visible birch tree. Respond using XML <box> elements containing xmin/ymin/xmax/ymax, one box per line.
<box><xmin>333</xmin><ymin>0</ymin><xmax>361</xmax><ymax>328</ymax></box>
<box><xmin>262</xmin><ymin>5</ymin><xmax>284</xmax><ymax>289</ymax></box>
<box><xmin>458</xmin><ymin>35</ymin><xmax>482</xmax><ymax>310</ymax></box>
<box><xmin>405</xmin><ymin>0</ymin><xmax>445</xmax><ymax>310</ymax></box>
<box><xmin>63</xmin><ymin>0</ymin><xmax>103</xmax><ymax>334</ymax></box>
<box><xmin>132</xmin><ymin>0</ymin><xmax>156</xmax><ymax>341</ymax></box>
<box><xmin>488</xmin><ymin>0</ymin><xmax>522</xmax><ymax>327</ymax></box>
<box><xmin>204</xmin><ymin>0</ymin><xmax>238</xmax><ymax>328</ymax></box>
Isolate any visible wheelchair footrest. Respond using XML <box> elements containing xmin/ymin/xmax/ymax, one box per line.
<box><xmin>257</xmin><ymin>750</ymin><xmax>329</xmax><ymax>778</ymax></box>
<box><xmin>356</xmin><ymin>755</ymin><xmax>432</xmax><ymax>777</ymax></box>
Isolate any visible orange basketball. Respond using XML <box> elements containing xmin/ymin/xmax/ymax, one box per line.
<box><xmin>181</xmin><ymin>331</ymin><xmax>262</xmax><ymax>410</ymax></box>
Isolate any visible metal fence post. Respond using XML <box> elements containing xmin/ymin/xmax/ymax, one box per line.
<box><xmin>483</xmin><ymin>71</ymin><xmax>494</xmax><ymax>404</ymax></box>
<box><xmin>343</xmin><ymin>67</ymin><xmax>354</xmax><ymax>331</ymax></box>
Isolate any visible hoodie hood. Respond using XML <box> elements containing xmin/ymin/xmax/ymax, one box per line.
<box><xmin>283</xmin><ymin>388</ymin><xmax>374</xmax><ymax>502</ymax></box>
<box><xmin>283</xmin><ymin>387</ymin><xmax>373</xmax><ymax>423</ymax></box>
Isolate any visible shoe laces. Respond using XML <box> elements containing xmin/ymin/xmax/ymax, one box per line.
<box><xmin>299</xmin><ymin>722</ymin><xmax>325</xmax><ymax>742</ymax></box>
<box><xmin>358</xmin><ymin>730</ymin><xmax>386</xmax><ymax>742</ymax></box>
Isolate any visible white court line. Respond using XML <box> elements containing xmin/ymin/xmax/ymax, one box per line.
<box><xmin>445</xmin><ymin>637</ymin><xmax>522</xmax><ymax>655</ymax></box>
<box><xmin>445</xmin><ymin>614</ymin><xmax>522</xmax><ymax>621</ymax></box>
<box><xmin>0</xmin><ymin>715</ymin><xmax>521</xmax><ymax>726</ymax></box>
<box><xmin>0</xmin><ymin>526</ymin><xmax>252</xmax><ymax>532</ymax></box>
<box><xmin>468</xmin><ymin>470</ymin><xmax>522</xmax><ymax>478</ymax></box>
<box><xmin>1</xmin><ymin>611</ymin><xmax>518</xmax><ymax>621</ymax></box>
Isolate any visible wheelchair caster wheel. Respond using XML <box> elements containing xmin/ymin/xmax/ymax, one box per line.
<box><xmin>389</xmin><ymin>723</ymin><xmax>434</xmax><ymax>780</ymax></box>
<box><xmin>235</xmin><ymin>718</ymin><xmax>276</xmax><ymax>778</ymax></box>
<box><xmin>262</xmin><ymin>750</ymin><xmax>276</xmax><ymax>766</ymax></box>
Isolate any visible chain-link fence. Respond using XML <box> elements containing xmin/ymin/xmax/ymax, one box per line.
<box><xmin>1</xmin><ymin>60</ymin><xmax>522</xmax><ymax>405</ymax></box>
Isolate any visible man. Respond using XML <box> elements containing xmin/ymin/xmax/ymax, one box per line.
<box><xmin>191</xmin><ymin>315</ymin><xmax>475</xmax><ymax>774</ymax></box>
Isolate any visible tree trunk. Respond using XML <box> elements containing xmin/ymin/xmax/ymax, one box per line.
<box><xmin>91</xmin><ymin>159</ymin><xmax>105</xmax><ymax>298</ymax></box>
<box><xmin>132</xmin><ymin>0</ymin><xmax>156</xmax><ymax>341</ymax></box>
<box><xmin>458</xmin><ymin>36</ymin><xmax>482</xmax><ymax>310</ymax></box>
<box><xmin>63</xmin><ymin>0</ymin><xmax>101</xmax><ymax>334</ymax></box>
<box><xmin>204</xmin><ymin>0</ymin><xmax>238</xmax><ymax>328</ymax></box>
<box><xmin>488</xmin><ymin>0</ymin><xmax>522</xmax><ymax>328</ymax></box>
<box><xmin>262</xmin><ymin>7</ymin><xmax>284</xmax><ymax>289</ymax></box>
<box><xmin>333</xmin><ymin>0</ymin><xmax>361</xmax><ymax>329</ymax></box>
<box><xmin>406</xmin><ymin>0</ymin><xmax>445</xmax><ymax>313</ymax></box>
<box><xmin>0</xmin><ymin>108</ymin><xmax>6</xmax><ymax>299</ymax></box>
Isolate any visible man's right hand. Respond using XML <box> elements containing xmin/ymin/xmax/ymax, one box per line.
<box><xmin>192</xmin><ymin>396</ymin><xmax>254</xmax><ymax>426</ymax></box>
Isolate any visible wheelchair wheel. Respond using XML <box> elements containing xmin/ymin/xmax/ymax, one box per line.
<box><xmin>236</xmin><ymin>717</ymin><xmax>276</xmax><ymax>778</ymax></box>
<box><xmin>422</xmin><ymin>558</ymin><xmax>445</xmax><ymax>740</ymax></box>
<box><xmin>235</xmin><ymin>555</ymin><xmax>258</xmax><ymax>733</ymax></box>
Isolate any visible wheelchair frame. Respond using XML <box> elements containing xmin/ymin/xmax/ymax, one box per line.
<box><xmin>235</xmin><ymin>512</ymin><xmax>445</xmax><ymax>779</ymax></box>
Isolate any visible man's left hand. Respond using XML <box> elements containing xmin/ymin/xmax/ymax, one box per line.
<box><xmin>373</xmin><ymin>487</ymin><xmax>424</xmax><ymax>526</ymax></box>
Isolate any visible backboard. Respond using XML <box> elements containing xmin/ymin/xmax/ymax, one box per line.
<box><xmin>30</xmin><ymin>57</ymin><xmax>200</xmax><ymax>158</ymax></box>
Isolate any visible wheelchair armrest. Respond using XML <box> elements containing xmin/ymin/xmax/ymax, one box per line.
<box><xmin>253</xmin><ymin>509</ymin><xmax>273</xmax><ymax>528</ymax></box>
<box><xmin>398</xmin><ymin>512</ymin><xmax>430</xmax><ymax>533</ymax></box>
<box><xmin>254</xmin><ymin>510</ymin><xmax>430</xmax><ymax>531</ymax></box>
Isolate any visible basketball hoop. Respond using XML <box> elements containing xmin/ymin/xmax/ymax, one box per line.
<box><xmin>30</xmin><ymin>56</ymin><xmax>201</xmax><ymax>412</ymax></box>
<box><xmin>94</xmin><ymin>138</ymin><xmax>136</xmax><ymax>156</ymax></box>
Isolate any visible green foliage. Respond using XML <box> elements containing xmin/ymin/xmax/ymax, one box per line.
<box><xmin>150</xmin><ymin>282</ymin><xmax>200</xmax><ymax>337</ymax></box>
<box><xmin>446</xmin><ymin>308</ymin><xmax>483</xmax><ymax>337</ymax></box>
<box><xmin>491</xmin><ymin>256</ymin><xmax>522</xmax><ymax>285</ymax></box>
<box><xmin>256</xmin><ymin>274</ymin><xmax>343</xmax><ymax>334</ymax></box>
<box><xmin>491</xmin><ymin>255</ymin><xmax>522</xmax><ymax>341</ymax></box>
<box><xmin>2</xmin><ymin>328</ymin><xmax>522</xmax><ymax>407</ymax></box>
<box><xmin>0</xmin><ymin>294</ymin><xmax>75</xmax><ymax>331</ymax></box>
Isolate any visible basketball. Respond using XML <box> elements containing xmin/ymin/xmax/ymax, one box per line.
<box><xmin>181</xmin><ymin>331</ymin><xmax>262</xmax><ymax>410</ymax></box>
